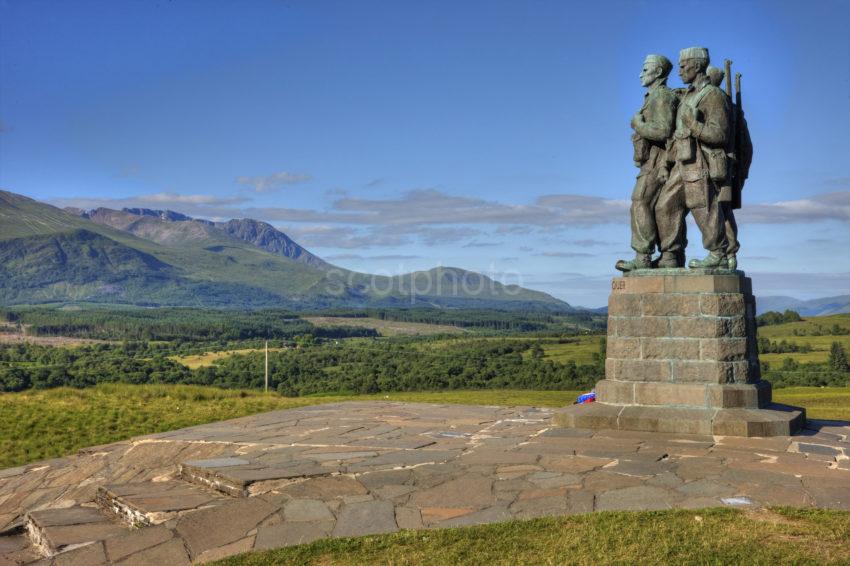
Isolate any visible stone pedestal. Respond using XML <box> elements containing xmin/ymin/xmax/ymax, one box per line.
<box><xmin>554</xmin><ymin>270</ymin><xmax>805</xmax><ymax>437</ymax></box>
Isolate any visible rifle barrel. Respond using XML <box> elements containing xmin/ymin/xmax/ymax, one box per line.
<box><xmin>724</xmin><ymin>60</ymin><xmax>733</xmax><ymax>97</ymax></box>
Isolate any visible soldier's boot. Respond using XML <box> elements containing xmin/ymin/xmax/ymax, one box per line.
<box><xmin>722</xmin><ymin>254</ymin><xmax>738</xmax><ymax>270</ymax></box>
<box><xmin>656</xmin><ymin>252</ymin><xmax>680</xmax><ymax>269</ymax></box>
<box><xmin>688</xmin><ymin>252</ymin><xmax>726</xmax><ymax>269</ymax></box>
<box><xmin>615</xmin><ymin>253</ymin><xmax>652</xmax><ymax>272</ymax></box>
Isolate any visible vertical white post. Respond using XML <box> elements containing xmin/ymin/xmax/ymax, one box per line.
<box><xmin>264</xmin><ymin>340</ymin><xmax>269</xmax><ymax>393</ymax></box>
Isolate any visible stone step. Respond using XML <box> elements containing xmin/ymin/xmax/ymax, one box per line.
<box><xmin>180</xmin><ymin>457</ymin><xmax>330</xmax><ymax>497</ymax></box>
<box><xmin>25</xmin><ymin>505</ymin><xmax>127</xmax><ymax>557</ymax></box>
<box><xmin>553</xmin><ymin>402</ymin><xmax>806</xmax><ymax>437</ymax></box>
<box><xmin>96</xmin><ymin>480</ymin><xmax>231</xmax><ymax>527</ymax></box>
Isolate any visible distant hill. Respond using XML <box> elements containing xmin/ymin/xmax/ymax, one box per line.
<box><xmin>756</xmin><ymin>295</ymin><xmax>850</xmax><ymax>316</ymax></box>
<box><xmin>0</xmin><ymin>190</ymin><xmax>571</xmax><ymax>311</ymax></box>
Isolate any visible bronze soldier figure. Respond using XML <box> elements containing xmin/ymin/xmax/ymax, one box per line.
<box><xmin>615</xmin><ymin>54</ymin><xmax>678</xmax><ymax>272</ymax></box>
<box><xmin>654</xmin><ymin>47</ymin><xmax>729</xmax><ymax>269</ymax></box>
<box><xmin>706</xmin><ymin>65</ymin><xmax>740</xmax><ymax>268</ymax></box>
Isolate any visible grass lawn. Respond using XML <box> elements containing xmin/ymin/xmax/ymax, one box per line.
<box><xmin>213</xmin><ymin>507</ymin><xmax>850</xmax><ymax>566</ymax></box>
<box><xmin>1</xmin><ymin>384</ymin><xmax>847</xmax><ymax>470</ymax></box>
<box><xmin>772</xmin><ymin>386</ymin><xmax>850</xmax><ymax>421</ymax></box>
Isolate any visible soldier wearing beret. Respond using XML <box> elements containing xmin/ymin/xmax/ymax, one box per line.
<box><xmin>654</xmin><ymin>47</ymin><xmax>730</xmax><ymax>268</ymax></box>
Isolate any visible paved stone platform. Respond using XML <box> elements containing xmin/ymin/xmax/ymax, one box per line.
<box><xmin>1</xmin><ymin>401</ymin><xmax>848</xmax><ymax>565</ymax></box>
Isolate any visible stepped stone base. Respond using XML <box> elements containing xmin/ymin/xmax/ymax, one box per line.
<box><xmin>553</xmin><ymin>402</ymin><xmax>805</xmax><ymax>437</ymax></box>
<box><xmin>556</xmin><ymin>270</ymin><xmax>805</xmax><ymax>437</ymax></box>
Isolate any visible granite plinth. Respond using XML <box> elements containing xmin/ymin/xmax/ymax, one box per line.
<box><xmin>557</xmin><ymin>271</ymin><xmax>805</xmax><ymax>437</ymax></box>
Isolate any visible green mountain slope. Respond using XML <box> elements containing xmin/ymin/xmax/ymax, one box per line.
<box><xmin>0</xmin><ymin>190</ymin><xmax>572</xmax><ymax>310</ymax></box>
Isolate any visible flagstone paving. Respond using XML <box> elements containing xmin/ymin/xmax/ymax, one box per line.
<box><xmin>0</xmin><ymin>401</ymin><xmax>848</xmax><ymax>565</ymax></box>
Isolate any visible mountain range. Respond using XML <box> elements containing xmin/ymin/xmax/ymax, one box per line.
<box><xmin>0</xmin><ymin>190</ymin><xmax>570</xmax><ymax>310</ymax></box>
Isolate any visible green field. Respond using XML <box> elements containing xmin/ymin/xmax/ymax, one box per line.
<box><xmin>304</xmin><ymin>316</ymin><xmax>465</xmax><ymax>337</ymax></box>
<box><xmin>524</xmin><ymin>336</ymin><xmax>603</xmax><ymax>365</ymax></box>
<box><xmin>170</xmin><ymin>347</ymin><xmax>287</xmax><ymax>369</ymax></box>
<box><xmin>759</xmin><ymin>314</ymin><xmax>850</xmax><ymax>365</ymax></box>
<box><xmin>214</xmin><ymin>507</ymin><xmax>850</xmax><ymax>566</ymax></box>
<box><xmin>1</xmin><ymin>384</ymin><xmax>847</xmax><ymax>470</ymax></box>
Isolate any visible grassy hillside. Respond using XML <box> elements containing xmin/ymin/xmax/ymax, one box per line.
<box><xmin>759</xmin><ymin>314</ymin><xmax>850</xmax><ymax>365</ymax></box>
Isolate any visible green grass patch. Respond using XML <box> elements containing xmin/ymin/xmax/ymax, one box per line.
<box><xmin>214</xmin><ymin>507</ymin><xmax>850</xmax><ymax>565</ymax></box>
<box><xmin>772</xmin><ymin>386</ymin><xmax>850</xmax><ymax>421</ymax></box>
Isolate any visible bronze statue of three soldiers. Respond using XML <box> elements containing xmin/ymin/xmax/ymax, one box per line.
<box><xmin>617</xmin><ymin>46</ymin><xmax>751</xmax><ymax>273</ymax></box>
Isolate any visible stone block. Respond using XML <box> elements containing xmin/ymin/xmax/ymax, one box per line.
<box><xmin>670</xmin><ymin>316</ymin><xmax>746</xmax><ymax>339</ymax></box>
<box><xmin>707</xmin><ymin>381</ymin><xmax>772</xmax><ymax>409</ymax></box>
<box><xmin>642</xmin><ymin>294</ymin><xmax>700</xmax><ymax>317</ymax></box>
<box><xmin>607</xmin><ymin>337</ymin><xmax>641</xmax><ymax>359</ymax></box>
<box><xmin>612</xmin><ymin>277</ymin><xmax>664</xmax><ymax>294</ymax></box>
<box><xmin>731</xmin><ymin>361</ymin><xmax>753</xmax><ymax>383</ymax></box>
<box><xmin>618</xmin><ymin>406</ymin><xmax>714</xmax><ymax>435</ymax></box>
<box><xmin>699</xmin><ymin>338</ymin><xmax>748</xmax><ymax>361</ymax></box>
<box><xmin>612</xmin><ymin>316</ymin><xmax>669</xmax><ymax>338</ymax></box>
<box><xmin>595</xmin><ymin>380</ymin><xmax>635</xmax><ymax>404</ymax></box>
<box><xmin>609</xmin><ymin>359</ymin><xmax>671</xmax><ymax>382</ymax></box>
<box><xmin>633</xmin><ymin>382</ymin><xmax>708</xmax><ymax>407</ymax></box>
<box><xmin>608</xmin><ymin>294</ymin><xmax>641</xmax><ymax>316</ymax></box>
<box><xmin>666</xmin><ymin>275</ymin><xmax>742</xmax><ymax>294</ymax></box>
<box><xmin>700</xmin><ymin>294</ymin><xmax>745</xmax><ymax>317</ymax></box>
<box><xmin>712</xmin><ymin>405</ymin><xmax>805</xmax><ymax>437</ymax></box>
<box><xmin>672</xmin><ymin>361</ymin><xmax>733</xmax><ymax>384</ymax></box>
<box><xmin>641</xmin><ymin>338</ymin><xmax>700</xmax><ymax>360</ymax></box>
<box><xmin>670</xmin><ymin>317</ymin><xmax>722</xmax><ymax>338</ymax></box>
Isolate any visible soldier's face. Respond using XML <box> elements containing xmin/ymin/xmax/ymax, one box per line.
<box><xmin>640</xmin><ymin>63</ymin><xmax>659</xmax><ymax>87</ymax></box>
<box><xmin>678</xmin><ymin>59</ymin><xmax>699</xmax><ymax>84</ymax></box>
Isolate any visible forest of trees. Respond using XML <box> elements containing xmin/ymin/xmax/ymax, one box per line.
<box><xmin>1</xmin><ymin>306</ymin><xmax>846</xmax><ymax>395</ymax></box>
<box><xmin>0</xmin><ymin>338</ymin><xmax>605</xmax><ymax>395</ymax></box>
<box><xmin>756</xmin><ymin>310</ymin><xmax>803</xmax><ymax>327</ymax></box>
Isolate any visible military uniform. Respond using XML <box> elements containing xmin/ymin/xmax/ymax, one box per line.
<box><xmin>629</xmin><ymin>83</ymin><xmax>678</xmax><ymax>256</ymax></box>
<box><xmin>655</xmin><ymin>73</ymin><xmax>729</xmax><ymax>261</ymax></box>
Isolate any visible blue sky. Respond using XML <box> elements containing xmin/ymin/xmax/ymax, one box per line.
<box><xmin>1</xmin><ymin>0</ymin><xmax>849</xmax><ymax>307</ymax></box>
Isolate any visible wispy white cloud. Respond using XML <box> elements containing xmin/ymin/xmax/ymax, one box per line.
<box><xmin>738</xmin><ymin>191</ymin><xmax>850</xmax><ymax>224</ymax></box>
<box><xmin>236</xmin><ymin>171</ymin><xmax>311</xmax><ymax>192</ymax></box>
<box><xmin>50</xmin><ymin>192</ymin><xmax>249</xmax><ymax>211</ymax></box>
<box><xmin>325</xmin><ymin>253</ymin><xmax>421</xmax><ymax>261</ymax></box>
